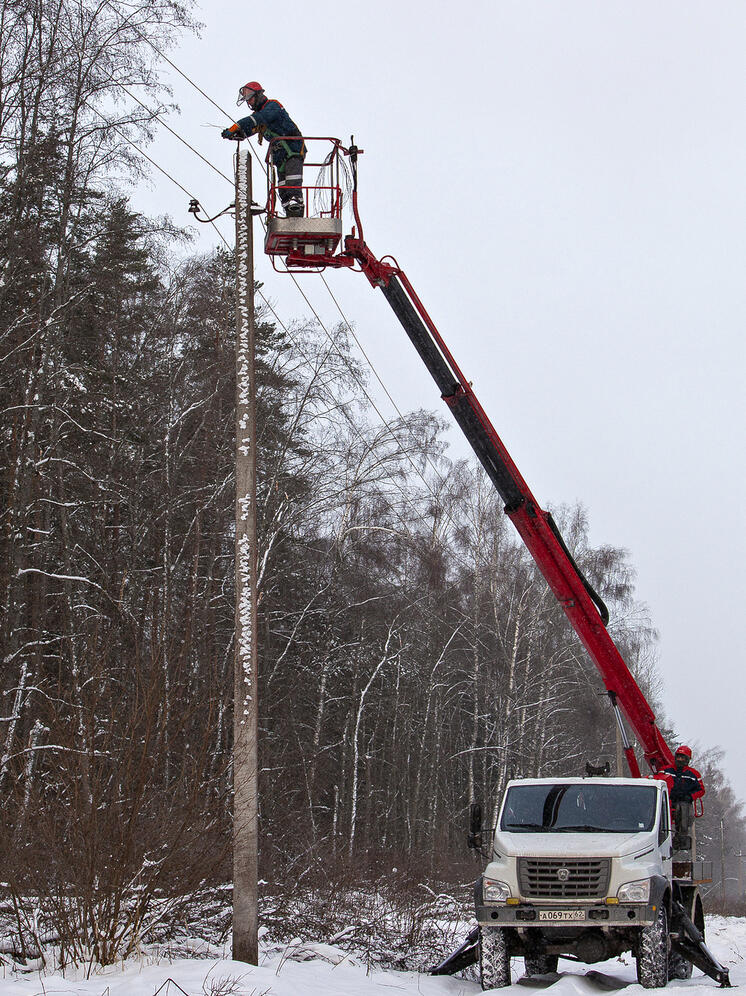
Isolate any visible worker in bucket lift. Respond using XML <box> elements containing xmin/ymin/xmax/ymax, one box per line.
<box><xmin>655</xmin><ymin>745</ymin><xmax>705</xmax><ymax>850</ymax></box>
<box><xmin>658</xmin><ymin>745</ymin><xmax>706</xmax><ymax>806</ymax></box>
<box><xmin>222</xmin><ymin>82</ymin><xmax>306</xmax><ymax>217</ymax></box>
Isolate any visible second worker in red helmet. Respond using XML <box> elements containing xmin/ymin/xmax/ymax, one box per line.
<box><xmin>656</xmin><ymin>745</ymin><xmax>705</xmax><ymax>806</ymax></box>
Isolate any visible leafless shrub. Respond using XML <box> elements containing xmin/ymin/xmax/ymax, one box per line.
<box><xmin>256</xmin><ymin>867</ymin><xmax>472</xmax><ymax>974</ymax></box>
<box><xmin>200</xmin><ymin>968</ymin><xmax>262</xmax><ymax>996</ymax></box>
<box><xmin>2</xmin><ymin>652</ymin><xmax>231</xmax><ymax>968</ymax></box>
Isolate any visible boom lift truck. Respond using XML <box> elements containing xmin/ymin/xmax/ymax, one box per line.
<box><xmin>259</xmin><ymin>138</ymin><xmax>731</xmax><ymax>989</ymax></box>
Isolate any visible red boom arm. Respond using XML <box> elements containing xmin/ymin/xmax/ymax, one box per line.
<box><xmin>271</xmin><ymin>139</ymin><xmax>674</xmax><ymax>776</ymax></box>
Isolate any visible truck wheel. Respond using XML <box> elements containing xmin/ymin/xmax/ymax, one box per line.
<box><xmin>636</xmin><ymin>905</ymin><xmax>669</xmax><ymax>989</ymax></box>
<box><xmin>668</xmin><ymin>949</ymin><xmax>692</xmax><ymax>980</ymax></box>
<box><xmin>524</xmin><ymin>953</ymin><xmax>559</xmax><ymax>976</ymax></box>
<box><xmin>480</xmin><ymin>925</ymin><xmax>511</xmax><ymax>989</ymax></box>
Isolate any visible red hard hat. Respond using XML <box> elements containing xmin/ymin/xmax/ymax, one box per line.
<box><xmin>675</xmin><ymin>745</ymin><xmax>692</xmax><ymax>759</ymax></box>
<box><xmin>237</xmin><ymin>82</ymin><xmax>264</xmax><ymax>106</ymax></box>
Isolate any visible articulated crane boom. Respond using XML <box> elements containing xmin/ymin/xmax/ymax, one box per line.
<box><xmin>263</xmin><ymin>136</ymin><xmax>671</xmax><ymax>779</ymax></box>
<box><xmin>259</xmin><ymin>137</ymin><xmax>730</xmax><ymax>987</ymax></box>
<box><xmin>361</xmin><ymin>266</ymin><xmax>670</xmax><ymax>778</ymax></box>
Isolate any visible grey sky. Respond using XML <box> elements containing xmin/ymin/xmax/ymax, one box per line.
<box><xmin>130</xmin><ymin>2</ymin><xmax>746</xmax><ymax>804</ymax></box>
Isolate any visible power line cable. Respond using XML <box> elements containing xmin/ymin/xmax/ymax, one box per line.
<box><xmin>94</xmin><ymin>1</ymin><xmax>478</xmax><ymax>534</ymax></box>
<box><xmin>117</xmin><ymin>14</ymin><xmax>271</xmax><ymax>180</ymax></box>
<box><xmin>90</xmin><ymin>22</ymin><xmax>498</xmax><ymax>567</ymax></box>
<box><xmin>109</xmin><ymin>39</ymin><xmax>486</xmax><ymax>544</ymax></box>
<box><xmin>84</xmin><ymin>102</ymin><xmax>538</xmax><ymax>655</ymax></box>
<box><xmin>124</xmin><ymin>21</ymin><xmax>234</xmax><ymax>123</ymax></box>
<box><xmin>113</xmin><ymin>17</ymin><xmax>450</xmax><ymax>473</ymax></box>
<box><xmin>88</xmin><ymin>104</ymin><xmax>195</xmax><ymax>201</ymax></box>
<box><xmin>118</xmin><ymin>84</ymin><xmax>234</xmax><ymax>187</ymax></box>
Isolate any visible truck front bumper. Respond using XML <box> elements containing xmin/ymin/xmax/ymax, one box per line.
<box><xmin>476</xmin><ymin>902</ymin><xmax>657</xmax><ymax>928</ymax></box>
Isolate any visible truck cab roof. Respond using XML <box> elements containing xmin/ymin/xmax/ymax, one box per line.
<box><xmin>505</xmin><ymin>776</ymin><xmax>663</xmax><ymax>789</ymax></box>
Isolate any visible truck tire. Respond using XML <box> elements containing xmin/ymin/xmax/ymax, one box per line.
<box><xmin>524</xmin><ymin>953</ymin><xmax>559</xmax><ymax>976</ymax></box>
<box><xmin>480</xmin><ymin>925</ymin><xmax>511</xmax><ymax>989</ymax></box>
<box><xmin>668</xmin><ymin>949</ymin><xmax>692</xmax><ymax>980</ymax></box>
<box><xmin>636</xmin><ymin>905</ymin><xmax>669</xmax><ymax>989</ymax></box>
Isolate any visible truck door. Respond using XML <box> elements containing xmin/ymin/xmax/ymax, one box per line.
<box><xmin>659</xmin><ymin>789</ymin><xmax>673</xmax><ymax>874</ymax></box>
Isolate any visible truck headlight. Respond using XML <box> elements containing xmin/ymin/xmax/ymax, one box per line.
<box><xmin>617</xmin><ymin>879</ymin><xmax>651</xmax><ymax>903</ymax></box>
<box><xmin>483</xmin><ymin>877</ymin><xmax>511</xmax><ymax>903</ymax></box>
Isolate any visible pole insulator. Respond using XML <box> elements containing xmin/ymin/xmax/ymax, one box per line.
<box><xmin>187</xmin><ymin>199</ymin><xmax>237</xmax><ymax>223</ymax></box>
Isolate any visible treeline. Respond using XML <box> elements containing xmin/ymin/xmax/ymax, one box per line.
<box><xmin>1</xmin><ymin>0</ymin><xmax>744</xmax><ymax>963</ymax></box>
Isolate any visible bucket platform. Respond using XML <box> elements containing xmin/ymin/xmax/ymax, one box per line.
<box><xmin>264</xmin><ymin>216</ymin><xmax>342</xmax><ymax>260</ymax></box>
<box><xmin>263</xmin><ymin>137</ymin><xmax>349</xmax><ymax>272</ymax></box>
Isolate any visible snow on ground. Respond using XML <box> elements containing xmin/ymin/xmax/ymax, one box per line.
<box><xmin>0</xmin><ymin>917</ymin><xmax>743</xmax><ymax>996</ymax></box>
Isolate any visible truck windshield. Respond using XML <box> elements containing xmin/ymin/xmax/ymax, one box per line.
<box><xmin>500</xmin><ymin>783</ymin><xmax>658</xmax><ymax>833</ymax></box>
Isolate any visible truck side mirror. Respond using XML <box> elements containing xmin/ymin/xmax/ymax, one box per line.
<box><xmin>468</xmin><ymin>802</ymin><xmax>483</xmax><ymax>849</ymax></box>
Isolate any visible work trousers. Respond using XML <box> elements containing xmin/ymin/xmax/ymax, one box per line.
<box><xmin>277</xmin><ymin>155</ymin><xmax>304</xmax><ymax>210</ymax></box>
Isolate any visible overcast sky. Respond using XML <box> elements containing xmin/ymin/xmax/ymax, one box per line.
<box><xmin>129</xmin><ymin>2</ymin><xmax>746</xmax><ymax>805</ymax></box>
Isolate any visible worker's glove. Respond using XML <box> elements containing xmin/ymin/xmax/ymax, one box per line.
<box><xmin>222</xmin><ymin>127</ymin><xmax>245</xmax><ymax>141</ymax></box>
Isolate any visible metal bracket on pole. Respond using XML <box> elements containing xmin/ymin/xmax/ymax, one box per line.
<box><xmin>188</xmin><ymin>198</ymin><xmax>265</xmax><ymax>223</ymax></box>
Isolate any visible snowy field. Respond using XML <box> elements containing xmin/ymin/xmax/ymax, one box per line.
<box><xmin>0</xmin><ymin>917</ymin><xmax>743</xmax><ymax>996</ymax></box>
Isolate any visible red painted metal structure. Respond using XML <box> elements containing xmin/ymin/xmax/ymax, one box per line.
<box><xmin>263</xmin><ymin>138</ymin><xmax>674</xmax><ymax>778</ymax></box>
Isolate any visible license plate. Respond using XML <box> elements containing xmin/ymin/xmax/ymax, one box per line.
<box><xmin>538</xmin><ymin>909</ymin><xmax>585</xmax><ymax>921</ymax></box>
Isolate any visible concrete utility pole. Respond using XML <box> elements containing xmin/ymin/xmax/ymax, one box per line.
<box><xmin>233</xmin><ymin>148</ymin><xmax>259</xmax><ymax>965</ymax></box>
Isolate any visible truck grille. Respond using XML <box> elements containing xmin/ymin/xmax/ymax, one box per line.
<box><xmin>518</xmin><ymin>858</ymin><xmax>611</xmax><ymax>899</ymax></box>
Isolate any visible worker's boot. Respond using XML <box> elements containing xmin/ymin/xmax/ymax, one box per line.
<box><xmin>284</xmin><ymin>197</ymin><xmax>303</xmax><ymax>218</ymax></box>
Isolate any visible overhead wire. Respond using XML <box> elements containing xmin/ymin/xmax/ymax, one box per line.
<box><xmin>118</xmin><ymin>84</ymin><xmax>234</xmax><ymax>187</ymax></box>
<box><xmin>111</xmin><ymin>57</ymin><xmax>469</xmax><ymax>532</ymax></box>
<box><xmin>88</xmin><ymin>105</ymin><xmax>196</xmax><ymax>201</ymax></box>
<box><xmin>85</xmin><ymin>2</ymin><xmax>484</xmax><ymax>544</ymax></box>
<box><xmin>97</xmin><ymin>40</ymin><xmax>515</xmax><ymax>599</ymax></box>
<box><xmin>85</xmin><ymin>107</ymin><xmax>500</xmax><ymax>626</ymax></box>
<box><xmin>119</xmin><ymin>17</ymin><xmax>237</xmax><ymax>126</ymax></box>
<box><xmin>111</xmin><ymin>24</ymin><xmax>453</xmax><ymax>483</ymax></box>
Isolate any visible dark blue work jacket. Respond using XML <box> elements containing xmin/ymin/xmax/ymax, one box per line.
<box><xmin>237</xmin><ymin>95</ymin><xmax>305</xmax><ymax>165</ymax></box>
<box><xmin>658</xmin><ymin>765</ymin><xmax>705</xmax><ymax>805</ymax></box>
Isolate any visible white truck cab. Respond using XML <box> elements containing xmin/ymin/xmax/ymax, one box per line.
<box><xmin>475</xmin><ymin>776</ymin><xmax>678</xmax><ymax>988</ymax></box>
